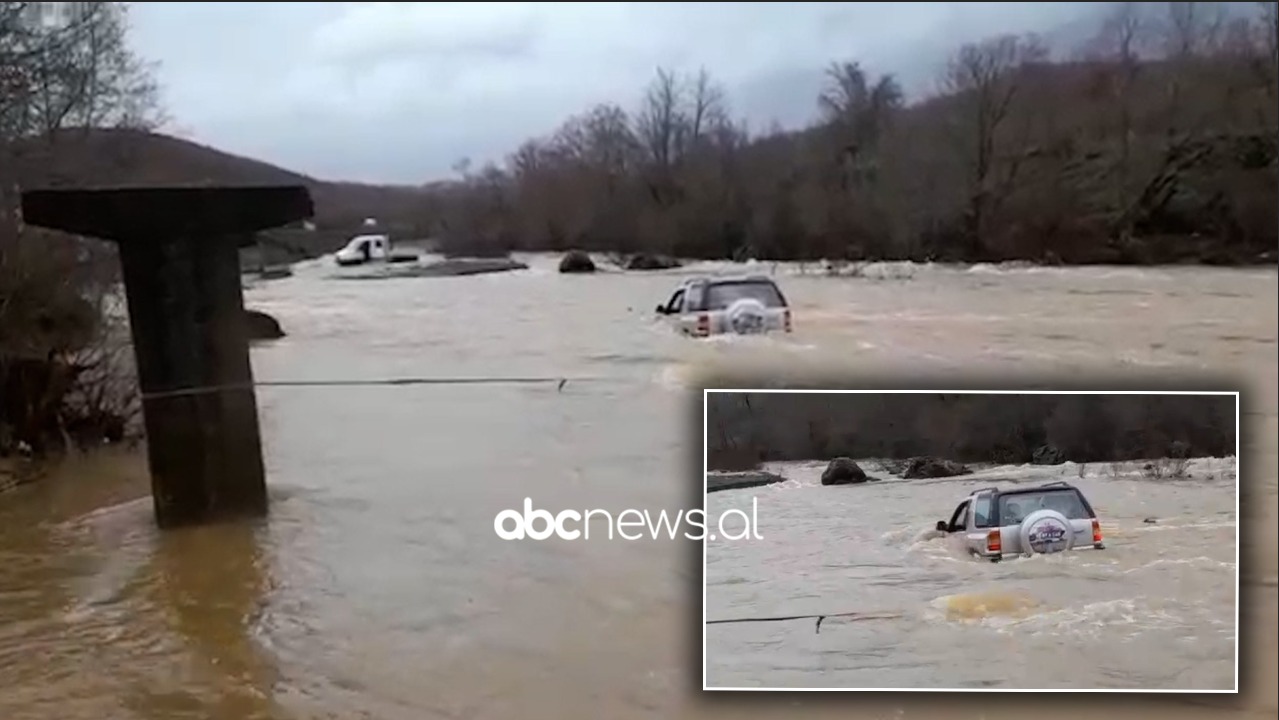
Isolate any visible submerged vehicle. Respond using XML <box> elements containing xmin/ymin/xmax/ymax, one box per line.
<box><xmin>937</xmin><ymin>480</ymin><xmax>1105</xmax><ymax>562</ymax></box>
<box><xmin>335</xmin><ymin>233</ymin><xmax>391</xmax><ymax>266</ymax></box>
<box><xmin>334</xmin><ymin>233</ymin><xmax>420</xmax><ymax>267</ymax></box>
<box><xmin>654</xmin><ymin>274</ymin><xmax>792</xmax><ymax>337</ymax></box>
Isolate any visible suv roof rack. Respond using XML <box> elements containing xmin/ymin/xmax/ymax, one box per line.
<box><xmin>999</xmin><ymin>480</ymin><xmax>1076</xmax><ymax>495</ymax></box>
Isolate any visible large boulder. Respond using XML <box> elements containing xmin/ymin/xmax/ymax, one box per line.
<box><xmin>625</xmin><ymin>253</ymin><xmax>681</xmax><ymax>271</ymax></box>
<box><xmin>245</xmin><ymin>309</ymin><xmax>284</xmax><ymax>341</ymax></box>
<box><xmin>558</xmin><ymin>250</ymin><xmax>596</xmax><ymax>273</ymax></box>
<box><xmin>901</xmin><ymin>456</ymin><xmax>972</xmax><ymax>479</ymax></box>
<box><xmin>1031</xmin><ymin>444</ymin><xmax>1066</xmax><ymax>465</ymax></box>
<box><xmin>821</xmin><ymin>457</ymin><xmax>868</xmax><ymax>485</ymax></box>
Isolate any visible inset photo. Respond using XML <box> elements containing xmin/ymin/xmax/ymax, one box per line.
<box><xmin>702</xmin><ymin>390</ymin><xmax>1239</xmax><ymax>692</ymax></box>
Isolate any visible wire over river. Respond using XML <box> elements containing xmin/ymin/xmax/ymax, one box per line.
<box><xmin>706</xmin><ymin>610</ymin><xmax>904</xmax><ymax>634</ymax></box>
<box><xmin>139</xmin><ymin>375</ymin><xmax>611</xmax><ymax>400</ymax></box>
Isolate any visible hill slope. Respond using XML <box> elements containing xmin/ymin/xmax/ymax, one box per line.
<box><xmin>6</xmin><ymin>128</ymin><xmax>434</xmax><ymax>255</ymax></box>
<box><xmin>421</xmin><ymin>49</ymin><xmax>1278</xmax><ymax>265</ymax></box>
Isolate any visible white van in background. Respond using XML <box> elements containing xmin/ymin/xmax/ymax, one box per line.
<box><xmin>335</xmin><ymin>234</ymin><xmax>392</xmax><ymax>266</ymax></box>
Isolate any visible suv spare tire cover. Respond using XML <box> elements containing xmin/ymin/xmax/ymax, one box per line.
<box><xmin>726</xmin><ymin>298</ymin><xmax>768</xmax><ymax>334</ymax></box>
<box><xmin>1019</xmin><ymin>509</ymin><xmax>1075</xmax><ymax>554</ymax></box>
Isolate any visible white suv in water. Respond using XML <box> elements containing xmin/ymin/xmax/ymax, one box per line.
<box><xmin>654</xmin><ymin>275</ymin><xmax>792</xmax><ymax>337</ymax></box>
<box><xmin>937</xmin><ymin>481</ymin><xmax>1106</xmax><ymax>562</ymax></box>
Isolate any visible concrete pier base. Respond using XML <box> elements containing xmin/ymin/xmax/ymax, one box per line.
<box><xmin>19</xmin><ymin>185</ymin><xmax>313</xmax><ymax>528</ymax></box>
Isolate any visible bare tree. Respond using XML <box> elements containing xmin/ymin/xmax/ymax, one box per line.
<box><xmin>942</xmin><ymin>34</ymin><xmax>1047</xmax><ymax>251</ymax></box>
<box><xmin>424</xmin><ymin>8</ymin><xmax>1275</xmax><ymax>266</ymax></box>
<box><xmin>1255</xmin><ymin>1</ymin><xmax>1278</xmax><ymax>98</ymax></box>
<box><xmin>2</xmin><ymin>2</ymin><xmax>165</xmax><ymax>453</ymax></box>
<box><xmin>1091</xmin><ymin>2</ymin><xmax>1148</xmax><ymax>208</ymax></box>
<box><xmin>633</xmin><ymin>67</ymin><xmax>731</xmax><ymax>188</ymax></box>
<box><xmin>685</xmin><ymin>67</ymin><xmax>727</xmax><ymax>150</ymax></box>
<box><xmin>1160</xmin><ymin>1</ymin><xmax>1230</xmax><ymax>133</ymax></box>
<box><xmin>817</xmin><ymin>61</ymin><xmax>902</xmax><ymax>189</ymax></box>
<box><xmin>1162</xmin><ymin>1</ymin><xmax>1227</xmax><ymax>58</ymax></box>
<box><xmin>1</xmin><ymin>2</ymin><xmax>163</xmax><ymax>143</ymax></box>
<box><xmin>635</xmin><ymin>68</ymin><xmax>683</xmax><ymax>171</ymax></box>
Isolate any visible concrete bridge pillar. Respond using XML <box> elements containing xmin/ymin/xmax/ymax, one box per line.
<box><xmin>19</xmin><ymin>185</ymin><xmax>314</xmax><ymax>528</ymax></box>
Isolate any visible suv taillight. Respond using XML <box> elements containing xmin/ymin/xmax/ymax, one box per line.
<box><xmin>783</xmin><ymin>309</ymin><xmax>792</xmax><ymax>332</ymax></box>
<box><xmin>1092</xmin><ymin>519</ymin><xmax>1103</xmax><ymax>544</ymax></box>
<box><xmin>986</xmin><ymin>529</ymin><xmax>1002</xmax><ymax>554</ymax></box>
<box><xmin>695</xmin><ymin>314</ymin><xmax>710</xmax><ymax>336</ymax></box>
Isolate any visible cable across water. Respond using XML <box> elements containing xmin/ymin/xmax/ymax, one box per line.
<box><xmin>139</xmin><ymin>375</ymin><xmax>611</xmax><ymax>400</ymax></box>
<box><xmin>706</xmin><ymin>611</ymin><xmax>904</xmax><ymax>633</ymax></box>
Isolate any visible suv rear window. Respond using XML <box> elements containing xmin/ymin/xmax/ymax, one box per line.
<box><xmin>688</xmin><ymin>281</ymin><xmax>786</xmax><ymax>311</ymax></box>
<box><xmin>997</xmin><ymin>488</ymin><xmax>1092</xmax><ymax>524</ymax></box>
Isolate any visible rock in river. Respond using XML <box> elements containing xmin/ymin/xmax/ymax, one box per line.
<box><xmin>259</xmin><ymin>265</ymin><xmax>294</xmax><ymax>280</ymax></box>
<box><xmin>245</xmin><ymin>309</ymin><xmax>285</xmax><ymax>341</ymax></box>
<box><xmin>411</xmin><ymin>258</ymin><xmax>529</xmax><ymax>277</ymax></box>
<box><xmin>1031</xmin><ymin>444</ymin><xmax>1066</xmax><ymax>465</ymax></box>
<box><xmin>558</xmin><ymin>250</ymin><xmax>596</xmax><ymax>273</ymax></box>
<box><xmin>340</xmin><ymin>258</ymin><xmax>530</xmax><ymax>280</ymax></box>
<box><xmin>821</xmin><ymin>457</ymin><xmax>868</xmax><ymax>485</ymax></box>
<box><xmin>900</xmin><ymin>456</ymin><xmax>972</xmax><ymax>479</ymax></box>
<box><xmin>706</xmin><ymin>470</ymin><xmax>787</xmax><ymax>493</ymax></box>
<box><xmin>624</xmin><ymin>253</ymin><xmax>681</xmax><ymax>271</ymax></box>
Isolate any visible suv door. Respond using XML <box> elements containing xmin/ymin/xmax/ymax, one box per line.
<box><xmin>664</xmin><ymin>289</ymin><xmax>685</xmax><ymax>315</ymax></box>
<box><xmin>947</xmin><ymin>501</ymin><xmax>969</xmax><ymax>532</ymax></box>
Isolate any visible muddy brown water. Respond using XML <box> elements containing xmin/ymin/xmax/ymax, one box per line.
<box><xmin>1</xmin><ymin>257</ymin><xmax>1275</xmax><ymax>719</ymax></box>
<box><xmin>705</xmin><ymin>458</ymin><xmax>1238</xmax><ymax>690</ymax></box>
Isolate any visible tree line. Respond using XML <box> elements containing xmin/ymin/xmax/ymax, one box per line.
<box><xmin>705</xmin><ymin>392</ymin><xmax>1237</xmax><ymax>471</ymax></box>
<box><xmin>430</xmin><ymin>2</ymin><xmax>1278</xmax><ymax>265</ymax></box>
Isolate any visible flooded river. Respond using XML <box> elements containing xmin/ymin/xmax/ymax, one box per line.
<box><xmin>705</xmin><ymin>458</ymin><xmax>1238</xmax><ymax>690</ymax></box>
<box><xmin>1</xmin><ymin>256</ymin><xmax>1275</xmax><ymax>719</ymax></box>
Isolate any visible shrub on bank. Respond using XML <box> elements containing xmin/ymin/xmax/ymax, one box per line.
<box><xmin>1</xmin><ymin>223</ymin><xmax>138</xmax><ymax>458</ymax></box>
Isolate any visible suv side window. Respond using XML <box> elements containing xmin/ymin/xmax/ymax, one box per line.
<box><xmin>683</xmin><ymin>284</ymin><xmax>707</xmax><ymax>311</ymax></box>
<box><xmin>665</xmin><ymin>290</ymin><xmax>685</xmax><ymax>314</ymax></box>
<box><xmin>947</xmin><ymin>501</ymin><xmax>969</xmax><ymax>532</ymax></box>
<box><xmin>972</xmin><ymin>495</ymin><xmax>993</xmax><ymax>528</ymax></box>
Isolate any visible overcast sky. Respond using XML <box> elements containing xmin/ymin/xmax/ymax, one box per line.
<box><xmin>127</xmin><ymin>1</ymin><xmax>1117</xmax><ymax>185</ymax></box>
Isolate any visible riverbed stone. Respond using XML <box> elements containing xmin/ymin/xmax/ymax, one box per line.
<box><xmin>900</xmin><ymin>456</ymin><xmax>972</xmax><ymax>479</ymax></box>
<box><xmin>259</xmin><ymin>265</ymin><xmax>293</xmax><ymax>280</ymax></box>
<box><xmin>625</xmin><ymin>253</ymin><xmax>681</xmax><ymax>271</ymax></box>
<box><xmin>1031</xmin><ymin>444</ymin><xmax>1067</xmax><ymax>465</ymax></box>
<box><xmin>245</xmin><ymin>309</ymin><xmax>285</xmax><ymax>340</ymax></box>
<box><xmin>559</xmin><ymin>250</ymin><xmax>596</xmax><ymax>273</ymax></box>
<box><xmin>821</xmin><ymin>457</ymin><xmax>868</xmax><ymax>485</ymax></box>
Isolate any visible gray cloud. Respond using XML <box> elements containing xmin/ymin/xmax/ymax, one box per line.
<box><xmin>127</xmin><ymin>2</ymin><xmax>1118</xmax><ymax>184</ymax></box>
